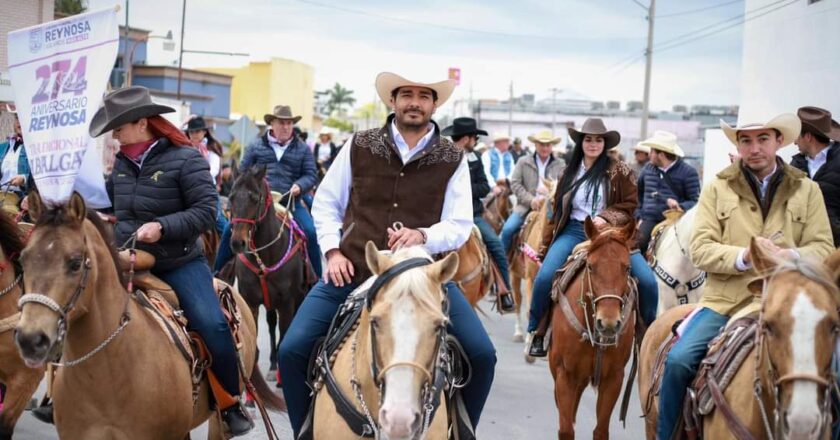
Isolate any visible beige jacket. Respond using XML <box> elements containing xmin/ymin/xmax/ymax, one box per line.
<box><xmin>690</xmin><ymin>160</ymin><xmax>834</xmax><ymax>316</ymax></box>
<box><xmin>509</xmin><ymin>153</ymin><xmax>564</xmax><ymax>215</ymax></box>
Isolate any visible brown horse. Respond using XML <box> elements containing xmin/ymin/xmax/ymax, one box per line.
<box><xmin>313</xmin><ymin>243</ymin><xmax>457</xmax><ymax>439</ymax></box>
<box><xmin>0</xmin><ymin>213</ymin><xmax>41</xmax><ymax>440</ymax></box>
<box><xmin>454</xmin><ymin>227</ymin><xmax>493</xmax><ymax>307</ymax></box>
<box><xmin>228</xmin><ymin>165</ymin><xmax>310</xmax><ymax>376</ymax></box>
<box><xmin>510</xmin><ymin>179</ymin><xmax>556</xmax><ymax>344</ymax></box>
<box><xmin>14</xmin><ymin>192</ymin><xmax>284</xmax><ymax>439</ymax></box>
<box><xmin>549</xmin><ymin>218</ymin><xmax>637</xmax><ymax>440</ymax></box>
<box><xmin>639</xmin><ymin>239</ymin><xmax>840</xmax><ymax>440</ymax></box>
<box><xmin>482</xmin><ymin>180</ymin><xmax>511</xmax><ymax>234</ymax></box>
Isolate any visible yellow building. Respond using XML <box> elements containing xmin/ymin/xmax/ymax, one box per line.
<box><xmin>202</xmin><ymin>57</ymin><xmax>314</xmax><ymax>130</ymax></box>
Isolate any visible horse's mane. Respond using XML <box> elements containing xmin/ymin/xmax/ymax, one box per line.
<box><xmin>35</xmin><ymin>207</ymin><xmax>126</xmax><ymax>288</ymax></box>
<box><xmin>0</xmin><ymin>209</ymin><xmax>25</xmax><ymax>271</ymax></box>
<box><xmin>383</xmin><ymin>246</ymin><xmax>449</xmax><ymax>322</ymax></box>
<box><xmin>588</xmin><ymin>227</ymin><xmax>630</xmax><ymax>255</ymax></box>
<box><xmin>762</xmin><ymin>256</ymin><xmax>840</xmax><ymax>306</ymax></box>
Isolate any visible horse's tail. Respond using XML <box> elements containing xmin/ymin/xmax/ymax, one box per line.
<box><xmin>249</xmin><ymin>364</ymin><xmax>287</xmax><ymax>412</ymax></box>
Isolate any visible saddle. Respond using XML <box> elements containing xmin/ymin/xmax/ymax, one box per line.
<box><xmin>270</xmin><ymin>191</ymin><xmax>294</xmax><ymax>221</ymax></box>
<box><xmin>645</xmin><ymin>306</ymin><xmax>761</xmax><ymax>440</ymax></box>
<box><xmin>117</xmin><ymin>249</ymin><xmax>244</xmax><ymax>404</ymax></box>
<box><xmin>549</xmin><ymin>245</ymin><xmax>590</xmax><ymax>302</ymax></box>
<box><xmin>299</xmin><ymin>278</ymin><xmax>475</xmax><ymax>440</ymax></box>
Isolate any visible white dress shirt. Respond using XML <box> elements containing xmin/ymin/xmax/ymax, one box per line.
<box><xmin>536</xmin><ymin>155</ymin><xmax>550</xmax><ymax>191</ymax></box>
<box><xmin>315</xmin><ymin>143</ymin><xmax>332</xmax><ymax>163</ymax></box>
<box><xmin>0</xmin><ymin>139</ymin><xmax>22</xmax><ymax>189</ymax></box>
<box><xmin>267</xmin><ymin>130</ymin><xmax>292</xmax><ymax>162</ymax></box>
<box><xmin>807</xmin><ymin>146</ymin><xmax>830</xmax><ymax>178</ymax></box>
<box><xmin>569</xmin><ymin>165</ymin><xmax>606</xmax><ymax>221</ymax></box>
<box><xmin>313</xmin><ymin>124</ymin><xmax>473</xmax><ymax>257</ymax></box>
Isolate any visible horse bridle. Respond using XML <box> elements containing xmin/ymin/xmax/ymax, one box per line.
<box><xmin>752</xmin><ymin>276</ymin><xmax>840</xmax><ymax>440</ymax></box>
<box><xmin>230</xmin><ymin>179</ymin><xmax>273</xmax><ymax>236</ymax></box>
<box><xmin>579</xmin><ymin>261</ymin><xmax>635</xmax><ymax>348</ymax></box>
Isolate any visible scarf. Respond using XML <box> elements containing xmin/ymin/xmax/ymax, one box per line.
<box><xmin>119</xmin><ymin>138</ymin><xmax>156</xmax><ymax>162</ymax></box>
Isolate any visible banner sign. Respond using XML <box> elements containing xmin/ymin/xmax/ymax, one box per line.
<box><xmin>448</xmin><ymin>67</ymin><xmax>461</xmax><ymax>85</ymax></box>
<box><xmin>7</xmin><ymin>7</ymin><xmax>119</xmax><ymax>208</ymax></box>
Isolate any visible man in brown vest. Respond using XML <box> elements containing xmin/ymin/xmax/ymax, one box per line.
<box><xmin>279</xmin><ymin>72</ymin><xmax>497</xmax><ymax>438</ymax></box>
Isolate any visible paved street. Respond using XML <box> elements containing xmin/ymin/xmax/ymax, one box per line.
<box><xmin>11</xmin><ymin>301</ymin><xmax>646</xmax><ymax>439</ymax></box>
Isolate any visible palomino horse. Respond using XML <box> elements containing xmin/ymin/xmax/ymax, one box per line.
<box><xmin>510</xmin><ymin>178</ymin><xmax>556</xmax><ymax>343</ymax></box>
<box><xmin>549</xmin><ymin>218</ymin><xmax>637</xmax><ymax>440</ymax></box>
<box><xmin>0</xmin><ymin>213</ymin><xmax>41</xmax><ymax>439</ymax></box>
<box><xmin>646</xmin><ymin>207</ymin><xmax>705</xmax><ymax>317</ymax></box>
<box><xmin>454</xmin><ymin>227</ymin><xmax>493</xmax><ymax>307</ymax></box>
<box><xmin>313</xmin><ymin>243</ymin><xmax>458</xmax><ymax>440</ymax></box>
<box><xmin>14</xmin><ymin>192</ymin><xmax>284</xmax><ymax>439</ymax></box>
<box><xmin>482</xmin><ymin>180</ymin><xmax>511</xmax><ymax>234</ymax></box>
<box><xmin>228</xmin><ymin>165</ymin><xmax>310</xmax><ymax>376</ymax></box>
<box><xmin>639</xmin><ymin>239</ymin><xmax>840</xmax><ymax>440</ymax></box>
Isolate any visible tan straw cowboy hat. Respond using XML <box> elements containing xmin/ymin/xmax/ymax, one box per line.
<box><xmin>375</xmin><ymin>72</ymin><xmax>456</xmax><ymax>108</ymax></box>
<box><xmin>568</xmin><ymin>118</ymin><xmax>621</xmax><ymax>150</ymax></box>
<box><xmin>639</xmin><ymin>130</ymin><xmax>685</xmax><ymax>157</ymax></box>
<box><xmin>720</xmin><ymin>113</ymin><xmax>801</xmax><ymax>148</ymax></box>
<box><xmin>264</xmin><ymin>105</ymin><xmax>302</xmax><ymax>125</ymax></box>
<box><xmin>528</xmin><ymin>129</ymin><xmax>562</xmax><ymax>145</ymax></box>
<box><xmin>797</xmin><ymin>106</ymin><xmax>840</xmax><ymax>141</ymax></box>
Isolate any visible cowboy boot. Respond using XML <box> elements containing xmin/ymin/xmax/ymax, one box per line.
<box><xmin>527</xmin><ymin>332</ymin><xmax>547</xmax><ymax>358</ymax></box>
<box><xmin>222</xmin><ymin>401</ymin><xmax>254</xmax><ymax>437</ymax></box>
<box><xmin>31</xmin><ymin>397</ymin><xmax>54</xmax><ymax>425</ymax></box>
<box><xmin>499</xmin><ymin>292</ymin><xmax>516</xmax><ymax>313</ymax></box>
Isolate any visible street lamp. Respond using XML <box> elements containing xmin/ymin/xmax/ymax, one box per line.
<box><xmin>126</xmin><ymin>30</ymin><xmax>174</xmax><ymax>86</ymax></box>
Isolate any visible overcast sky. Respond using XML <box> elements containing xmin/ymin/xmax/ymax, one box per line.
<box><xmin>87</xmin><ymin>0</ymin><xmax>751</xmax><ymax>112</ymax></box>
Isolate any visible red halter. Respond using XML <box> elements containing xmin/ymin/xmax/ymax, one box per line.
<box><xmin>230</xmin><ymin>179</ymin><xmax>272</xmax><ymax>227</ymax></box>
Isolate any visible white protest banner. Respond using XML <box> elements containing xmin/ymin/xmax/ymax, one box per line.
<box><xmin>7</xmin><ymin>7</ymin><xmax>119</xmax><ymax>208</ymax></box>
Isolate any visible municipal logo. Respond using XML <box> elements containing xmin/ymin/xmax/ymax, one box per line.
<box><xmin>29</xmin><ymin>28</ymin><xmax>43</xmax><ymax>53</ymax></box>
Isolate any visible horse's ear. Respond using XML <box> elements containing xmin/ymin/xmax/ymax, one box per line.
<box><xmin>67</xmin><ymin>192</ymin><xmax>87</xmax><ymax>226</ymax></box>
<box><xmin>749</xmin><ymin>237</ymin><xmax>777</xmax><ymax>274</ymax></box>
<box><xmin>365</xmin><ymin>241</ymin><xmax>392</xmax><ymax>275</ymax></box>
<box><xmin>824</xmin><ymin>250</ymin><xmax>840</xmax><ymax>286</ymax></box>
<box><xmin>429</xmin><ymin>252</ymin><xmax>459</xmax><ymax>284</ymax></box>
<box><xmin>27</xmin><ymin>189</ymin><xmax>44</xmax><ymax>222</ymax></box>
<box><xmin>584</xmin><ymin>216</ymin><xmax>599</xmax><ymax>239</ymax></box>
<box><xmin>251</xmin><ymin>164</ymin><xmax>267</xmax><ymax>181</ymax></box>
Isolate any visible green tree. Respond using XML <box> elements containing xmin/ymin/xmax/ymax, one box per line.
<box><xmin>323</xmin><ymin>117</ymin><xmax>354</xmax><ymax>133</ymax></box>
<box><xmin>320</xmin><ymin>83</ymin><xmax>356</xmax><ymax>116</ymax></box>
<box><xmin>55</xmin><ymin>0</ymin><xmax>87</xmax><ymax>15</ymax></box>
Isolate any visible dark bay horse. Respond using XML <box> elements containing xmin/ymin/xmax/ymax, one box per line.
<box><xmin>228</xmin><ymin>166</ymin><xmax>311</xmax><ymax>377</ymax></box>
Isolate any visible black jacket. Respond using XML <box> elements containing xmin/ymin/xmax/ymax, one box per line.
<box><xmin>791</xmin><ymin>142</ymin><xmax>840</xmax><ymax>246</ymax></box>
<box><xmin>468</xmin><ymin>151</ymin><xmax>491</xmax><ymax>217</ymax></box>
<box><xmin>107</xmin><ymin>138</ymin><xmax>217</xmax><ymax>271</ymax></box>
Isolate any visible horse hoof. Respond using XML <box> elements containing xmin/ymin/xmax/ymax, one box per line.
<box><xmin>512</xmin><ymin>333</ymin><xmax>524</xmax><ymax>343</ymax></box>
<box><xmin>524</xmin><ymin>353</ymin><xmax>535</xmax><ymax>364</ymax></box>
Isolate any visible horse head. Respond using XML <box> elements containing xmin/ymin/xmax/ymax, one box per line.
<box><xmin>363</xmin><ymin>241</ymin><xmax>458</xmax><ymax>440</ymax></box>
<box><xmin>750</xmin><ymin>238</ymin><xmax>840</xmax><ymax>440</ymax></box>
<box><xmin>14</xmin><ymin>191</ymin><xmax>118</xmax><ymax>368</ymax></box>
<box><xmin>583</xmin><ymin>217</ymin><xmax>634</xmax><ymax>337</ymax></box>
<box><xmin>228</xmin><ymin>164</ymin><xmax>271</xmax><ymax>254</ymax></box>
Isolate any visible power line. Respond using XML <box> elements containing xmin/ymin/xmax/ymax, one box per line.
<box><xmin>657</xmin><ymin>0</ymin><xmax>742</xmax><ymax>19</ymax></box>
<box><xmin>630</xmin><ymin>0</ymin><xmax>649</xmax><ymax>11</ymax></box>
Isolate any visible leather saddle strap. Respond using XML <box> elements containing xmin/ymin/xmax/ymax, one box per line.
<box><xmin>707</xmin><ymin>376</ymin><xmax>757</xmax><ymax>440</ymax></box>
<box><xmin>134</xmin><ymin>292</ymin><xmax>193</xmax><ymax>363</ymax></box>
<box><xmin>322</xmin><ymin>354</ymin><xmax>376</xmax><ymax>437</ymax></box>
<box><xmin>557</xmin><ymin>290</ymin><xmax>590</xmax><ymax>342</ymax></box>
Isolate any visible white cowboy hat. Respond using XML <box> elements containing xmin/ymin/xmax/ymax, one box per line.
<box><xmin>720</xmin><ymin>113</ymin><xmax>801</xmax><ymax>149</ymax></box>
<box><xmin>631</xmin><ymin>143</ymin><xmax>651</xmax><ymax>154</ymax></box>
<box><xmin>527</xmin><ymin>129</ymin><xmax>562</xmax><ymax>145</ymax></box>
<box><xmin>492</xmin><ymin>132</ymin><xmax>511</xmax><ymax>142</ymax></box>
<box><xmin>375</xmin><ymin>72</ymin><xmax>456</xmax><ymax>108</ymax></box>
<box><xmin>475</xmin><ymin>141</ymin><xmax>488</xmax><ymax>153</ymax></box>
<box><xmin>318</xmin><ymin>127</ymin><xmax>333</xmax><ymax>137</ymax></box>
<box><xmin>639</xmin><ymin>130</ymin><xmax>684</xmax><ymax>157</ymax></box>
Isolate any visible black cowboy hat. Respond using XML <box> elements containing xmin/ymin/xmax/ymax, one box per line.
<box><xmin>89</xmin><ymin>86</ymin><xmax>175</xmax><ymax>137</ymax></box>
<box><xmin>568</xmin><ymin>118</ymin><xmax>621</xmax><ymax>150</ymax></box>
<box><xmin>185</xmin><ymin>116</ymin><xmax>211</xmax><ymax>132</ymax></box>
<box><xmin>441</xmin><ymin>117</ymin><xmax>488</xmax><ymax>138</ymax></box>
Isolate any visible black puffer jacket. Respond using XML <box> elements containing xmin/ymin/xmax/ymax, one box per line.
<box><xmin>791</xmin><ymin>142</ymin><xmax>840</xmax><ymax>246</ymax></box>
<box><xmin>468</xmin><ymin>151</ymin><xmax>491</xmax><ymax>217</ymax></box>
<box><xmin>107</xmin><ymin>138</ymin><xmax>216</xmax><ymax>271</ymax></box>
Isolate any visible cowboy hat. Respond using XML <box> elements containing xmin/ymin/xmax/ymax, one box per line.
<box><xmin>639</xmin><ymin>130</ymin><xmax>685</xmax><ymax>157</ymax></box>
<box><xmin>442</xmin><ymin>117</ymin><xmax>488</xmax><ymax>138</ymax></box>
<box><xmin>527</xmin><ymin>129</ymin><xmax>561</xmax><ymax>145</ymax></box>
<box><xmin>492</xmin><ymin>132</ymin><xmax>511</xmax><ymax>143</ymax></box>
<box><xmin>568</xmin><ymin>118</ymin><xmax>621</xmax><ymax>150</ymax></box>
<box><xmin>185</xmin><ymin>116</ymin><xmax>211</xmax><ymax>132</ymax></box>
<box><xmin>264</xmin><ymin>105</ymin><xmax>302</xmax><ymax>125</ymax></box>
<box><xmin>631</xmin><ymin>143</ymin><xmax>651</xmax><ymax>154</ymax></box>
<box><xmin>318</xmin><ymin>127</ymin><xmax>333</xmax><ymax>137</ymax></box>
<box><xmin>375</xmin><ymin>72</ymin><xmax>456</xmax><ymax>108</ymax></box>
<box><xmin>797</xmin><ymin>106</ymin><xmax>840</xmax><ymax>141</ymax></box>
<box><xmin>720</xmin><ymin>113</ymin><xmax>801</xmax><ymax>148</ymax></box>
<box><xmin>89</xmin><ymin>86</ymin><xmax>175</xmax><ymax>137</ymax></box>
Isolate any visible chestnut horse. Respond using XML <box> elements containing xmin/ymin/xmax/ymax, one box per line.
<box><xmin>14</xmin><ymin>192</ymin><xmax>284</xmax><ymax>439</ymax></box>
<box><xmin>482</xmin><ymin>180</ymin><xmax>511</xmax><ymax>234</ymax></box>
<box><xmin>0</xmin><ymin>213</ymin><xmax>41</xmax><ymax>440</ymax></box>
<box><xmin>454</xmin><ymin>227</ymin><xmax>493</xmax><ymax>307</ymax></box>
<box><xmin>228</xmin><ymin>166</ymin><xmax>310</xmax><ymax>376</ymax></box>
<box><xmin>549</xmin><ymin>218</ymin><xmax>637</xmax><ymax>440</ymax></box>
<box><xmin>313</xmin><ymin>243</ymin><xmax>457</xmax><ymax>439</ymax></box>
<box><xmin>639</xmin><ymin>239</ymin><xmax>840</xmax><ymax>440</ymax></box>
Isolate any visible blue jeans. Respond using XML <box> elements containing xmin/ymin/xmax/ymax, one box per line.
<box><xmin>215</xmin><ymin>197</ymin><xmax>229</xmax><ymax>236</ymax></box>
<box><xmin>475</xmin><ymin>216</ymin><xmax>511</xmax><ymax>289</ymax></box>
<box><xmin>656</xmin><ymin>307</ymin><xmax>728</xmax><ymax>440</ymax></box>
<box><xmin>279</xmin><ymin>280</ymin><xmax>497</xmax><ymax>437</ymax></box>
<box><xmin>527</xmin><ymin>220</ymin><xmax>660</xmax><ymax>332</ymax></box>
<box><xmin>214</xmin><ymin>200</ymin><xmax>322</xmax><ymax>277</ymax></box>
<box><xmin>500</xmin><ymin>211</ymin><xmax>526</xmax><ymax>254</ymax></box>
<box><xmin>153</xmin><ymin>257</ymin><xmax>240</xmax><ymax>398</ymax></box>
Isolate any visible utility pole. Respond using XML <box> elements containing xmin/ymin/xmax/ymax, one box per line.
<box><xmin>640</xmin><ymin>0</ymin><xmax>656</xmax><ymax>140</ymax></box>
<box><xmin>508</xmin><ymin>80</ymin><xmax>513</xmax><ymax>137</ymax></box>
<box><xmin>122</xmin><ymin>0</ymin><xmax>129</xmax><ymax>87</ymax></box>
<box><xmin>176</xmin><ymin>0</ymin><xmax>187</xmax><ymax>100</ymax></box>
<box><xmin>549</xmin><ymin>87</ymin><xmax>561</xmax><ymax>133</ymax></box>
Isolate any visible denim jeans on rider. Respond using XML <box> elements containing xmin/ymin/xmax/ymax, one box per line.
<box><xmin>656</xmin><ymin>307</ymin><xmax>728</xmax><ymax>440</ymax></box>
<box><xmin>153</xmin><ymin>256</ymin><xmax>240</xmax><ymax>399</ymax></box>
<box><xmin>279</xmin><ymin>280</ymin><xmax>497</xmax><ymax>438</ymax></box>
<box><xmin>475</xmin><ymin>216</ymin><xmax>511</xmax><ymax>289</ymax></box>
<box><xmin>213</xmin><ymin>199</ymin><xmax>322</xmax><ymax>277</ymax></box>
<box><xmin>500</xmin><ymin>211</ymin><xmax>526</xmax><ymax>254</ymax></box>
<box><xmin>215</xmin><ymin>196</ymin><xmax>229</xmax><ymax>236</ymax></box>
<box><xmin>527</xmin><ymin>220</ymin><xmax>660</xmax><ymax>332</ymax></box>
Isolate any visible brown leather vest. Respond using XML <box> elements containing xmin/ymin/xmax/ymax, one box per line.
<box><xmin>339</xmin><ymin>118</ymin><xmax>463</xmax><ymax>282</ymax></box>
